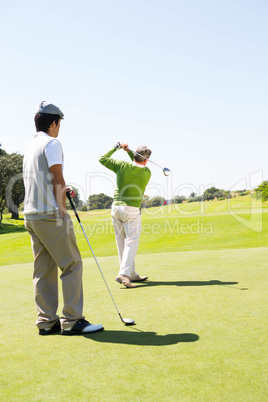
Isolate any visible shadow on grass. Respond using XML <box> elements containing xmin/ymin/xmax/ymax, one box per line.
<box><xmin>133</xmin><ymin>280</ymin><xmax>240</xmax><ymax>288</ymax></box>
<box><xmin>0</xmin><ymin>222</ymin><xmax>26</xmax><ymax>234</ymax></box>
<box><xmin>86</xmin><ymin>331</ymin><xmax>199</xmax><ymax>345</ymax></box>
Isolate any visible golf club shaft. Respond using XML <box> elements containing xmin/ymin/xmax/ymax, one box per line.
<box><xmin>126</xmin><ymin>147</ymin><xmax>164</xmax><ymax>170</ymax></box>
<box><xmin>79</xmin><ymin>221</ymin><xmax>124</xmax><ymax>321</ymax></box>
<box><xmin>66</xmin><ymin>192</ymin><xmax>125</xmax><ymax>323</ymax></box>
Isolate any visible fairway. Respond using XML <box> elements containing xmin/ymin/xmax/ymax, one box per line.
<box><xmin>1</xmin><ymin>196</ymin><xmax>268</xmax><ymax>266</ymax></box>
<box><xmin>1</xmin><ymin>197</ymin><xmax>268</xmax><ymax>400</ymax></box>
<box><xmin>0</xmin><ymin>248</ymin><xmax>267</xmax><ymax>401</ymax></box>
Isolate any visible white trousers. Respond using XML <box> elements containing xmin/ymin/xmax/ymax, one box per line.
<box><xmin>111</xmin><ymin>205</ymin><xmax>142</xmax><ymax>279</ymax></box>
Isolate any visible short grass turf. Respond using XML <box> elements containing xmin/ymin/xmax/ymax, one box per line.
<box><xmin>1</xmin><ymin>249</ymin><xmax>267</xmax><ymax>401</ymax></box>
<box><xmin>1</xmin><ymin>196</ymin><xmax>268</xmax><ymax>266</ymax></box>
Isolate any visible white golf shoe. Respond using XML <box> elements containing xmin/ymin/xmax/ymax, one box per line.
<box><xmin>61</xmin><ymin>319</ymin><xmax>104</xmax><ymax>335</ymax></box>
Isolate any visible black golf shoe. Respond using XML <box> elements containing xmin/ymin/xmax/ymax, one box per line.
<box><xmin>39</xmin><ymin>320</ymin><xmax>61</xmax><ymax>336</ymax></box>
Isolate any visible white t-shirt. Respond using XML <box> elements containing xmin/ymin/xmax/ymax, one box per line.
<box><xmin>44</xmin><ymin>137</ymin><xmax>63</xmax><ymax>168</ymax></box>
<box><xmin>44</xmin><ymin>136</ymin><xmax>64</xmax><ymax>210</ymax></box>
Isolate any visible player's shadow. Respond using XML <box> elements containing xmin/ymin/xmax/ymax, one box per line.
<box><xmin>86</xmin><ymin>331</ymin><xmax>199</xmax><ymax>346</ymax></box>
<box><xmin>134</xmin><ymin>280</ymin><xmax>239</xmax><ymax>288</ymax></box>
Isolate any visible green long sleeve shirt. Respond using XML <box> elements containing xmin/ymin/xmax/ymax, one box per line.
<box><xmin>99</xmin><ymin>147</ymin><xmax>151</xmax><ymax>208</ymax></box>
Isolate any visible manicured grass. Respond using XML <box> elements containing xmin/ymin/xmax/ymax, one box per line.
<box><xmin>0</xmin><ymin>249</ymin><xmax>267</xmax><ymax>400</ymax></box>
<box><xmin>1</xmin><ymin>196</ymin><xmax>268</xmax><ymax>266</ymax></box>
<box><xmin>1</xmin><ymin>196</ymin><xmax>267</xmax><ymax>400</ymax></box>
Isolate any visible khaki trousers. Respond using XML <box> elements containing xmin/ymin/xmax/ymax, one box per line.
<box><xmin>25</xmin><ymin>212</ymin><xmax>84</xmax><ymax>330</ymax></box>
<box><xmin>111</xmin><ymin>205</ymin><xmax>141</xmax><ymax>279</ymax></box>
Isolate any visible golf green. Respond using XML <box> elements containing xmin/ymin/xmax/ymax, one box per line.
<box><xmin>0</xmin><ymin>248</ymin><xmax>267</xmax><ymax>401</ymax></box>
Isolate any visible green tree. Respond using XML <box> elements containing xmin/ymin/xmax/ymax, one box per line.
<box><xmin>172</xmin><ymin>196</ymin><xmax>186</xmax><ymax>204</ymax></box>
<box><xmin>237</xmin><ymin>189</ymin><xmax>250</xmax><ymax>196</ymax></box>
<box><xmin>223</xmin><ymin>190</ymin><xmax>232</xmax><ymax>200</ymax></box>
<box><xmin>147</xmin><ymin>196</ymin><xmax>165</xmax><ymax>208</ymax></box>
<box><xmin>81</xmin><ymin>202</ymin><xmax>88</xmax><ymax>211</ymax></box>
<box><xmin>254</xmin><ymin>181</ymin><xmax>268</xmax><ymax>202</ymax></box>
<box><xmin>188</xmin><ymin>196</ymin><xmax>203</xmax><ymax>203</ymax></box>
<box><xmin>203</xmin><ymin>187</ymin><xmax>219</xmax><ymax>201</ymax></box>
<box><xmin>87</xmin><ymin>193</ymin><xmax>113</xmax><ymax>210</ymax></box>
<box><xmin>141</xmin><ymin>195</ymin><xmax>150</xmax><ymax>208</ymax></box>
<box><xmin>0</xmin><ymin>152</ymin><xmax>24</xmax><ymax>221</ymax></box>
<box><xmin>0</xmin><ymin>144</ymin><xmax>7</xmax><ymax>157</ymax></box>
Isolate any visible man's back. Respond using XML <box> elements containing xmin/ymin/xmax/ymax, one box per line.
<box><xmin>23</xmin><ymin>132</ymin><xmax>59</xmax><ymax>216</ymax></box>
<box><xmin>99</xmin><ymin>147</ymin><xmax>151</xmax><ymax>208</ymax></box>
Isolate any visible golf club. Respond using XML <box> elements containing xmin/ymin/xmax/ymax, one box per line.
<box><xmin>125</xmin><ymin>145</ymin><xmax>170</xmax><ymax>176</ymax></box>
<box><xmin>66</xmin><ymin>189</ymin><xmax>135</xmax><ymax>326</ymax></box>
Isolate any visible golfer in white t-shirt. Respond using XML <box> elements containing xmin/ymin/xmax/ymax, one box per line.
<box><xmin>23</xmin><ymin>101</ymin><xmax>103</xmax><ymax>336</ymax></box>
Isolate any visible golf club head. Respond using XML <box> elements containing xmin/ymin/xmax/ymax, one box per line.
<box><xmin>123</xmin><ymin>318</ymin><xmax>136</xmax><ymax>326</ymax></box>
<box><xmin>163</xmin><ymin>167</ymin><xmax>170</xmax><ymax>176</ymax></box>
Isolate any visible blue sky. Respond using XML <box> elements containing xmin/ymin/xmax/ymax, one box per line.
<box><xmin>0</xmin><ymin>0</ymin><xmax>267</xmax><ymax>201</ymax></box>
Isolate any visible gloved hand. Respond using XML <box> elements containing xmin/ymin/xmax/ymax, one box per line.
<box><xmin>66</xmin><ymin>186</ymin><xmax>75</xmax><ymax>198</ymax></box>
<box><xmin>114</xmin><ymin>141</ymin><xmax>121</xmax><ymax>149</ymax></box>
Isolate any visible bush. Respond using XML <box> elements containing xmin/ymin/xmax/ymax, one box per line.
<box><xmin>254</xmin><ymin>181</ymin><xmax>268</xmax><ymax>202</ymax></box>
<box><xmin>172</xmin><ymin>196</ymin><xmax>186</xmax><ymax>204</ymax></box>
<box><xmin>87</xmin><ymin>193</ymin><xmax>113</xmax><ymax>210</ymax></box>
<box><xmin>141</xmin><ymin>195</ymin><xmax>150</xmax><ymax>208</ymax></box>
<box><xmin>147</xmin><ymin>197</ymin><xmax>165</xmax><ymax>208</ymax></box>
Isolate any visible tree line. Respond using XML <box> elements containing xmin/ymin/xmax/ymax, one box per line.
<box><xmin>1</xmin><ymin>144</ymin><xmax>268</xmax><ymax>222</ymax></box>
<box><xmin>0</xmin><ymin>145</ymin><xmax>24</xmax><ymax>222</ymax></box>
<box><xmin>52</xmin><ymin>186</ymin><xmax>253</xmax><ymax>211</ymax></box>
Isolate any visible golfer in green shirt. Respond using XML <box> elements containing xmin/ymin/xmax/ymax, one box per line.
<box><xmin>99</xmin><ymin>142</ymin><xmax>152</xmax><ymax>288</ymax></box>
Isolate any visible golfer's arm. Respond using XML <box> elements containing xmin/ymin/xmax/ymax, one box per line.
<box><xmin>99</xmin><ymin>148</ymin><xmax>118</xmax><ymax>171</ymax></box>
<box><xmin>49</xmin><ymin>164</ymin><xmax>66</xmax><ymax>219</ymax></box>
<box><xmin>127</xmin><ymin>150</ymin><xmax>134</xmax><ymax>161</ymax></box>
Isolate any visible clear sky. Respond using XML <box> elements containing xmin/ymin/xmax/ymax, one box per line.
<box><xmin>0</xmin><ymin>0</ymin><xmax>267</xmax><ymax>201</ymax></box>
